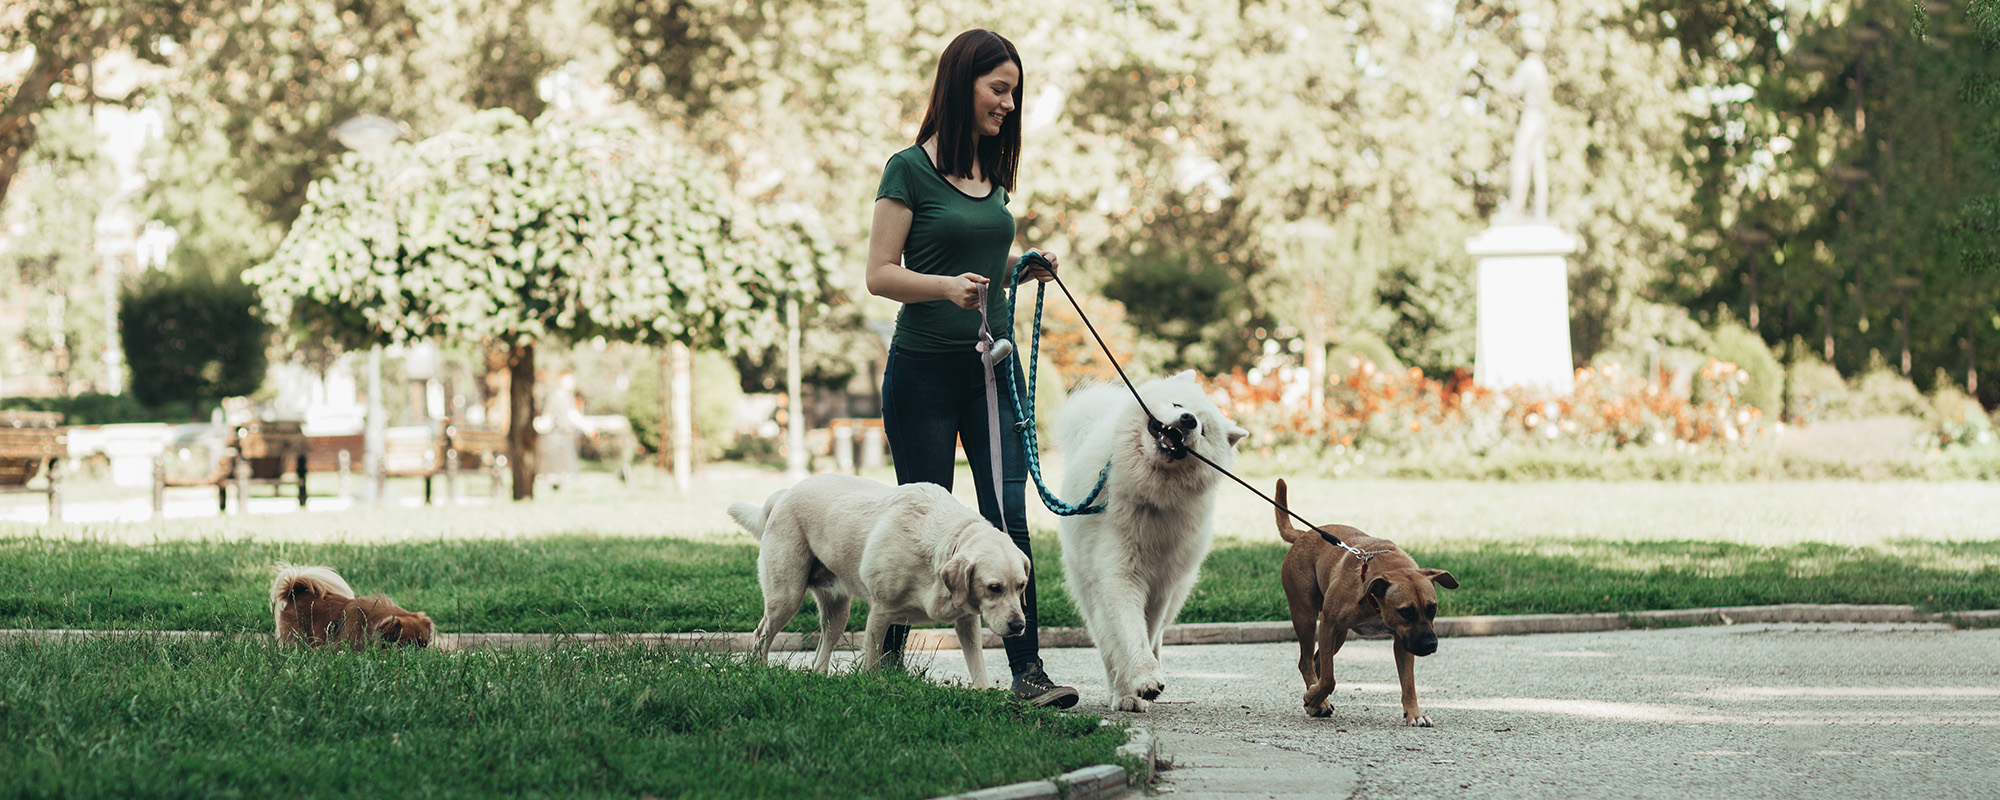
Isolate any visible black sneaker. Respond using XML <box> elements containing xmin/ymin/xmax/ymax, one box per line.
<box><xmin>1011</xmin><ymin>660</ymin><xmax>1080</xmax><ymax>709</ymax></box>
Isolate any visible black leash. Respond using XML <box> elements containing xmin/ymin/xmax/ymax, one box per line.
<box><xmin>1020</xmin><ymin>252</ymin><xmax>1368</xmax><ymax>557</ymax></box>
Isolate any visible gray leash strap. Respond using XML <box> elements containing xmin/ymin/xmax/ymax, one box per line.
<box><xmin>975</xmin><ymin>284</ymin><xmax>1013</xmax><ymax>519</ymax></box>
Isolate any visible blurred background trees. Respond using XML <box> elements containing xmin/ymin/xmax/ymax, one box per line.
<box><xmin>0</xmin><ymin>0</ymin><xmax>1995</xmax><ymax>456</ymax></box>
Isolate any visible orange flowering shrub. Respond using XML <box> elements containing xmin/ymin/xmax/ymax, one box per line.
<box><xmin>1212</xmin><ymin>356</ymin><xmax>1771</xmax><ymax>463</ymax></box>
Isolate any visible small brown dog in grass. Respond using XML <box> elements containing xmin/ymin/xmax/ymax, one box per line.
<box><xmin>270</xmin><ymin>564</ymin><xmax>435</xmax><ymax>649</ymax></box>
<box><xmin>1274</xmin><ymin>479</ymin><xmax>1458</xmax><ymax>726</ymax></box>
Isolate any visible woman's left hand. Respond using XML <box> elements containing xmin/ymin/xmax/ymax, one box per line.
<box><xmin>1021</xmin><ymin>249</ymin><xmax>1061</xmax><ymax>284</ymax></box>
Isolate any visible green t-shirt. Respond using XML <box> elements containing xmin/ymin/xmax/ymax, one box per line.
<box><xmin>875</xmin><ymin>146</ymin><xmax>1015</xmax><ymax>353</ymax></box>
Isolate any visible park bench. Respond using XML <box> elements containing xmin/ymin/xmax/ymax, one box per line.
<box><xmin>223</xmin><ymin>420</ymin><xmax>309</xmax><ymax>511</ymax></box>
<box><xmin>381</xmin><ymin>420</ymin><xmax>508</xmax><ymax>504</ymax></box>
<box><xmin>153</xmin><ymin>420</ymin><xmax>310</xmax><ymax>514</ymax></box>
<box><xmin>306</xmin><ymin>431</ymin><xmax>366</xmax><ymax>498</ymax></box>
<box><xmin>0</xmin><ymin>411</ymin><xmax>65</xmax><ymax>520</ymax></box>
<box><xmin>828</xmin><ymin>417</ymin><xmax>886</xmax><ymax>474</ymax></box>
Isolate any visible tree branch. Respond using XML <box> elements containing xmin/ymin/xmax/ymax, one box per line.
<box><xmin>0</xmin><ymin>46</ymin><xmax>75</xmax><ymax>211</ymax></box>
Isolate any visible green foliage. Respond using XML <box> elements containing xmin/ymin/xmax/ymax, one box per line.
<box><xmin>1705</xmin><ymin>322</ymin><xmax>1783</xmax><ymax>414</ymax></box>
<box><xmin>0</xmin><ymin>393</ymin><xmax>190</xmax><ymax>425</ymax></box>
<box><xmin>0</xmin><ymin>107</ymin><xmax>114</xmax><ymax>392</ymax></box>
<box><xmin>1657</xmin><ymin>0</ymin><xmax>2000</xmax><ymax>405</ymax></box>
<box><xmin>0</xmin><ymin>0</ymin><xmax>198</xmax><ymax>211</ymax></box>
<box><xmin>116</xmin><ymin>269</ymin><xmax>268</xmax><ymax>412</ymax></box>
<box><xmin>1380</xmin><ymin>252</ymin><xmax>1477</xmax><ymax>378</ymax></box>
<box><xmin>248</xmin><ymin>110</ymin><xmax>838</xmax><ymax>355</ymax></box>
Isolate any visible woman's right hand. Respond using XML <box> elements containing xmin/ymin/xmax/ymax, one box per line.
<box><xmin>944</xmin><ymin>272</ymin><xmax>991</xmax><ymax>310</ymax></box>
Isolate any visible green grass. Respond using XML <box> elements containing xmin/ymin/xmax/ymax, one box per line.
<box><xmin>0</xmin><ymin>635</ymin><xmax>1126</xmax><ymax>799</ymax></box>
<box><xmin>4</xmin><ymin>533</ymin><xmax>1996</xmax><ymax>635</ymax></box>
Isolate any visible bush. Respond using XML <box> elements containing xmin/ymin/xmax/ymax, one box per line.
<box><xmin>1213</xmin><ymin>353</ymin><xmax>1769</xmax><ymax>478</ymax></box>
<box><xmin>1702</xmin><ymin>322</ymin><xmax>1782</xmax><ymax>415</ymax></box>
<box><xmin>118</xmin><ymin>269</ymin><xmax>268</xmax><ymax>411</ymax></box>
<box><xmin>1842</xmin><ymin>357</ymin><xmax>1930</xmax><ymax>420</ymax></box>
<box><xmin>0</xmin><ymin>393</ymin><xmax>198</xmax><ymax>425</ymax></box>
<box><xmin>1930</xmin><ymin>378</ymin><xmax>1998</xmax><ymax>452</ymax></box>
<box><xmin>1785</xmin><ymin>355</ymin><xmax>1847</xmax><ymax>424</ymax></box>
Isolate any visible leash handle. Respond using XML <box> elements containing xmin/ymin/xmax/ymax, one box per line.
<box><xmin>1019</xmin><ymin>252</ymin><xmax>1361</xmax><ymax>555</ymax></box>
<box><xmin>974</xmin><ymin>284</ymin><xmax>1010</xmax><ymax>520</ymax></box>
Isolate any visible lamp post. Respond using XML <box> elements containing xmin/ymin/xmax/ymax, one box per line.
<box><xmin>331</xmin><ymin>114</ymin><xmax>406</xmax><ymax>505</ymax></box>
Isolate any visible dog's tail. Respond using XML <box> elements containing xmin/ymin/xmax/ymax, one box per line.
<box><xmin>727</xmin><ymin>491</ymin><xmax>781</xmax><ymax>542</ymax></box>
<box><xmin>1274</xmin><ymin>479</ymin><xmax>1307</xmax><ymax>544</ymax></box>
<box><xmin>270</xmin><ymin>563</ymin><xmax>355</xmax><ymax>614</ymax></box>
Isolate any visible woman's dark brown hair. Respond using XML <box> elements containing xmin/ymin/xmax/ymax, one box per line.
<box><xmin>915</xmin><ymin>29</ymin><xmax>1023</xmax><ymax>192</ymax></box>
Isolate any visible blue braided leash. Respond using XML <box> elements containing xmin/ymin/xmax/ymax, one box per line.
<box><xmin>1004</xmin><ymin>253</ymin><xmax>1109</xmax><ymax>516</ymax></box>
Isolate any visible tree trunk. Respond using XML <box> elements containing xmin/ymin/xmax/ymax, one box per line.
<box><xmin>1305</xmin><ymin>330</ymin><xmax>1326</xmax><ymax>419</ymax></box>
<box><xmin>0</xmin><ymin>48</ymin><xmax>68</xmax><ymax>212</ymax></box>
<box><xmin>508</xmin><ymin>342</ymin><xmax>537</xmax><ymax>500</ymax></box>
<box><xmin>784</xmin><ymin>296</ymin><xmax>808</xmax><ymax>479</ymax></box>
<box><xmin>656</xmin><ymin>351</ymin><xmax>671</xmax><ymax>472</ymax></box>
<box><xmin>1746</xmin><ymin>247</ymin><xmax>1759</xmax><ymax>331</ymax></box>
<box><xmin>1970</xmin><ymin>313</ymin><xmax>1980</xmax><ymax>396</ymax></box>
<box><xmin>669</xmin><ymin>342</ymin><xmax>693</xmax><ymax>492</ymax></box>
<box><xmin>1899</xmin><ymin>293</ymin><xmax>1912</xmax><ymax>377</ymax></box>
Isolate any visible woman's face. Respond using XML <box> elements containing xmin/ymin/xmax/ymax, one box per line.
<box><xmin>972</xmin><ymin>60</ymin><xmax>1020</xmax><ymax>137</ymax></box>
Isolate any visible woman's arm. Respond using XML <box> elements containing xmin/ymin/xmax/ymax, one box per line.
<box><xmin>866</xmin><ymin>197</ymin><xmax>987</xmax><ymax>309</ymax></box>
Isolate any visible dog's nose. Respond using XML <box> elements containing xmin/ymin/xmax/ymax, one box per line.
<box><xmin>1175</xmin><ymin>412</ymin><xmax>1197</xmax><ymax>431</ymax></box>
<box><xmin>1407</xmin><ymin>635</ymin><xmax>1438</xmax><ymax>657</ymax></box>
<box><xmin>1003</xmin><ymin>619</ymin><xmax>1027</xmax><ymax>637</ymax></box>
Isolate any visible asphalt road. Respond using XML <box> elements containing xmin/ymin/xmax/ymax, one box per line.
<box><xmin>899</xmin><ymin>622</ymin><xmax>2000</xmax><ymax>800</ymax></box>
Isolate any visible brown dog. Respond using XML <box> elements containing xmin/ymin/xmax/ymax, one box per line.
<box><xmin>1274</xmin><ymin>479</ymin><xmax>1457</xmax><ymax>726</ymax></box>
<box><xmin>270</xmin><ymin>564</ymin><xmax>435</xmax><ymax>649</ymax></box>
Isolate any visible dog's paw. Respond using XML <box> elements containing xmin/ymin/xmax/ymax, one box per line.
<box><xmin>1305</xmin><ymin>699</ymin><xmax>1334</xmax><ymax>718</ymax></box>
<box><xmin>1405</xmin><ymin>714</ymin><xmax>1433</xmax><ymax>728</ymax></box>
<box><xmin>1114</xmin><ymin>695</ymin><xmax>1153</xmax><ymax>713</ymax></box>
<box><xmin>1136</xmin><ymin>678</ymin><xmax>1164</xmax><ymax>701</ymax></box>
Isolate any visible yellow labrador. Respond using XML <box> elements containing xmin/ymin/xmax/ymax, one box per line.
<box><xmin>728</xmin><ymin>474</ymin><xmax>1030</xmax><ymax>687</ymax></box>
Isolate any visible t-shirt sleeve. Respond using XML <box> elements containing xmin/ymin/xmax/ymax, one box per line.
<box><xmin>876</xmin><ymin>153</ymin><xmax>913</xmax><ymax>206</ymax></box>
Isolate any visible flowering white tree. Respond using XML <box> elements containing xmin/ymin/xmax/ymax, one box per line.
<box><xmin>248</xmin><ymin>109</ymin><xmax>840</xmax><ymax>498</ymax></box>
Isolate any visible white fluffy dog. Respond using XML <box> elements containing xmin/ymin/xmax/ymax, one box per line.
<box><xmin>1056</xmin><ymin>370</ymin><xmax>1247</xmax><ymax>711</ymax></box>
<box><xmin>728</xmin><ymin>474</ymin><xmax>1031</xmax><ymax>688</ymax></box>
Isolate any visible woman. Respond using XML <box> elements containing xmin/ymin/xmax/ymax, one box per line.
<box><xmin>864</xmin><ymin>29</ymin><xmax>1076</xmax><ymax>709</ymax></box>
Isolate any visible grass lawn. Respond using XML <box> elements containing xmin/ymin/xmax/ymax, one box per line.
<box><xmin>2</xmin><ymin>466</ymin><xmax>1993</xmax><ymax>798</ymax></box>
<box><xmin>2</xmin><ymin>468</ymin><xmax>1996</xmax><ymax>634</ymax></box>
<box><xmin>2</xmin><ymin>534</ymin><xmax>1993</xmax><ymax>634</ymax></box>
<box><xmin>0</xmin><ymin>634</ymin><xmax>1126</xmax><ymax>799</ymax></box>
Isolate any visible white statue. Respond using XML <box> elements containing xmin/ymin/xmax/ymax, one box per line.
<box><xmin>1500</xmin><ymin>27</ymin><xmax>1551</xmax><ymax>223</ymax></box>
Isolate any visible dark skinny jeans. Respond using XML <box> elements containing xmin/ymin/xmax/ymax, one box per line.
<box><xmin>879</xmin><ymin>345</ymin><xmax>1040</xmax><ymax>674</ymax></box>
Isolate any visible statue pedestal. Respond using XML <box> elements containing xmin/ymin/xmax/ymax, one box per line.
<box><xmin>1467</xmin><ymin>223</ymin><xmax>1579</xmax><ymax>394</ymax></box>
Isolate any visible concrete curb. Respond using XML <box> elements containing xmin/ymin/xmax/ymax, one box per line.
<box><xmin>440</xmin><ymin>604</ymin><xmax>2000</xmax><ymax>651</ymax></box>
<box><xmin>2</xmin><ymin>605</ymin><xmax>1991</xmax><ymax>653</ymax></box>
<box><xmin>931</xmin><ymin>725</ymin><xmax>1154</xmax><ymax>800</ymax></box>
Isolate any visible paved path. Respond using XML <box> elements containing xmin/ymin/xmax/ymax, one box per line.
<box><xmin>887</xmin><ymin>622</ymin><xmax>2000</xmax><ymax>800</ymax></box>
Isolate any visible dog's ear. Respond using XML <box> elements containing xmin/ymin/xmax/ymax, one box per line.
<box><xmin>374</xmin><ymin>615</ymin><xmax>403</xmax><ymax>642</ymax></box>
<box><xmin>1422</xmin><ymin>569</ymin><xmax>1459</xmax><ymax>590</ymax></box>
<box><xmin>1368</xmin><ymin>577</ymin><xmax>1392</xmax><ymax>605</ymax></box>
<box><xmin>1225</xmin><ymin>421</ymin><xmax>1248</xmax><ymax>447</ymax></box>
<box><xmin>941</xmin><ymin>553</ymin><xmax>975</xmax><ymax>609</ymax></box>
<box><xmin>1171</xmin><ymin>369</ymin><xmax>1198</xmax><ymax>383</ymax></box>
